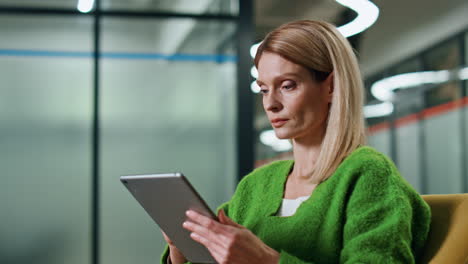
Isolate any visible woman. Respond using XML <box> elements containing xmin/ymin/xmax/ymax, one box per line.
<box><xmin>161</xmin><ymin>20</ymin><xmax>431</xmax><ymax>264</ymax></box>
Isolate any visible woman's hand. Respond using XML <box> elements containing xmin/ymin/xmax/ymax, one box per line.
<box><xmin>161</xmin><ymin>231</ymin><xmax>187</xmax><ymax>264</ymax></box>
<box><xmin>183</xmin><ymin>209</ymin><xmax>280</xmax><ymax>264</ymax></box>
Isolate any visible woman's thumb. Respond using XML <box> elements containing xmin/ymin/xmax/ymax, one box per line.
<box><xmin>218</xmin><ymin>209</ymin><xmax>243</xmax><ymax>228</ymax></box>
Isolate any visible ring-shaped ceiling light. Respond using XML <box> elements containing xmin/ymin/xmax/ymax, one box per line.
<box><xmin>370</xmin><ymin>70</ymin><xmax>452</xmax><ymax>102</ymax></box>
<box><xmin>260</xmin><ymin>130</ymin><xmax>293</xmax><ymax>152</ymax></box>
<box><xmin>77</xmin><ymin>0</ymin><xmax>94</xmax><ymax>13</ymax></box>
<box><xmin>366</xmin><ymin>66</ymin><xmax>468</xmax><ymax>118</ymax></box>
<box><xmin>335</xmin><ymin>0</ymin><xmax>379</xmax><ymax>38</ymax></box>
<box><xmin>250</xmin><ymin>0</ymin><xmax>380</xmax><ymax>91</ymax></box>
<box><xmin>363</xmin><ymin>102</ymin><xmax>394</xmax><ymax>118</ymax></box>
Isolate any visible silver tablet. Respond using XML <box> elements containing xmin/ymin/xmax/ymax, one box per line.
<box><xmin>120</xmin><ymin>173</ymin><xmax>216</xmax><ymax>264</ymax></box>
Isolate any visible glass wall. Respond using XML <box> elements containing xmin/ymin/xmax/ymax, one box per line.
<box><xmin>0</xmin><ymin>15</ymin><xmax>93</xmax><ymax>264</ymax></box>
<box><xmin>392</xmin><ymin>59</ymin><xmax>424</xmax><ymax>192</ymax></box>
<box><xmin>101</xmin><ymin>0</ymin><xmax>238</xmax><ymax>14</ymax></box>
<box><xmin>0</xmin><ymin>2</ymin><xmax>240</xmax><ymax>264</ymax></box>
<box><xmin>0</xmin><ymin>0</ymin><xmax>239</xmax><ymax>14</ymax></box>
<box><xmin>422</xmin><ymin>40</ymin><xmax>463</xmax><ymax>194</ymax></box>
<box><xmin>99</xmin><ymin>18</ymin><xmax>236</xmax><ymax>264</ymax></box>
<box><xmin>364</xmin><ymin>30</ymin><xmax>467</xmax><ymax>194</ymax></box>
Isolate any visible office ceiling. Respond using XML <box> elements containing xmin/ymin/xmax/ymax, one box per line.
<box><xmin>255</xmin><ymin>0</ymin><xmax>346</xmax><ymax>42</ymax></box>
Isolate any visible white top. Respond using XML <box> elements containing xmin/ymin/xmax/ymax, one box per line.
<box><xmin>276</xmin><ymin>195</ymin><xmax>311</xmax><ymax>217</ymax></box>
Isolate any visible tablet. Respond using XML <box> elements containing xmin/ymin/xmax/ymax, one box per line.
<box><xmin>120</xmin><ymin>173</ymin><xmax>216</xmax><ymax>263</ymax></box>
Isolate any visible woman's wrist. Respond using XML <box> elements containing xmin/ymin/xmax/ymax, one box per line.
<box><xmin>168</xmin><ymin>246</ymin><xmax>186</xmax><ymax>264</ymax></box>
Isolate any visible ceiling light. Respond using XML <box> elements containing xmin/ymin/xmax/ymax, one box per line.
<box><xmin>251</xmin><ymin>66</ymin><xmax>258</xmax><ymax>79</ymax></box>
<box><xmin>77</xmin><ymin>0</ymin><xmax>94</xmax><ymax>13</ymax></box>
<box><xmin>249</xmin><ymin>0</ymin><xmax>381</xmax><ymax>59</ymax></box>
<box><xmin>251</xmin><ymin>81</ymin><xmax>261</xmax><ymax>93</ymax></box>
<box><xmin>370</xmin><ymin>70</ymin><xmax>450</xmax><ymax>101</ymax></box>
<box><xmin>260</xmin><ymin>130</ymin><xmax>292</xmax><ymax>152</ymax></box>
<box><xmin>336</xmin><ymin>0</ymin><xmax>380</xmax><ymax>37</ymax></box>
<box><xmin>458</xmin><ymin>66</ymin><xmax>468</xmax><ymax>80</ymax></box>
<box><xmin>364</xmin><ymin>102</ymin><xmax>394</xmax><ymax>118</ymax></box>
<box><xmin>250</xmin><ymin>42</ymin><xmax>262</xmax><ymax>58</ymax></box>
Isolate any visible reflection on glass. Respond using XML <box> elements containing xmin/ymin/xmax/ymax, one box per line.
<box><xmin>100</xmin><ymin>17</ymin><xmax>236</xmax><ymax>56</ymax></box>
<box><xmin>424</xmin><ymin>40</ymin><xmax>461</xmax><ymax>108</ymax></box>
<box><xmin>391</xmin><ymin>59</ymin><xmax>424</xmax><ymax>119</ymax></box>
<box><xmin>101</xmin><ymin>0</ymin><xmax>239</xmax><ymax>15</ymax></box>
<box><xmin>465</xmin><ymin>32</ymin><xmax>468</xmax><ymax>95</ymax></box>
<box><xmin>0</xmin><ymin>0</ymin><xmax>239</xmax><ymax>15</ymax></box>
<box><xmin>0</xmin><ymin>0</ymin><xmax>77</xmax><ymax>8</ymax></box>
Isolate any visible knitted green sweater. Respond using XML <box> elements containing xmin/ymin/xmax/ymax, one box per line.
<box><xmin>162</xmin><ymin>146</ymin><xmax>431</xmax><ymax>263</ymax></box>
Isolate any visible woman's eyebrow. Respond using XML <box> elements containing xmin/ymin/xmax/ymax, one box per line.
<box><xmin>258</xmin><ymin>72</ymin><xmax>301</xmax><ymax>83</ymax></box>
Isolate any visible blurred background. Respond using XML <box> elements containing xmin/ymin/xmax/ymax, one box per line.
<box><xmin>0</xmin><ymin>0</ymin><xmax>467</xmax><ymax>263</ymax></box>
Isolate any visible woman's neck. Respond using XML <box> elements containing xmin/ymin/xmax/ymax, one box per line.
<box><xmin>290</xmin><ymin>130</ymin><xmax>325</xmax><ymax>182</ymax></box>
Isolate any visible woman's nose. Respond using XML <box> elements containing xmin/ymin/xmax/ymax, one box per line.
<box><xmin>264</xmin><ymin>93</ymin><xmax>282</xmax><ymax>112</ymax></box>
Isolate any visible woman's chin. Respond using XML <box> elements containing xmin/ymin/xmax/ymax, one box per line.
<box><xmin>274</xmin><ymin>131</ymin><xmax>292</xmax><ymax>140</ymax></box>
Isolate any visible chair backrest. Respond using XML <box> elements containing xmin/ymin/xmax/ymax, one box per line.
<box><xmin>420</xmin><ymin>194</ymin><xmax>468</xmax><ymax>264</ymax></box>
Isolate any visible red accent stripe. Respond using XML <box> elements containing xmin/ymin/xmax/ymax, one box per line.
<box><xmin>462</xmin><ymin>96</ymin><xmax>468</xmax><ymax>106</ymax></box>
<box><xmin>395</xmin><ymin>113</ymin><xmax>420</xmax><ymax>128</ymax></box>
<box><xmin>421</xmin><ymin>99</ymin><xmax>462</xmax><ymax>119</ymax></box>
<box><xmin>367</xmin><ymin>121</ymin><xmax>391</xmax><ymax>135</ymax></box>
<box><xmin>368</xmin><ymin>96</ymin><xmax>468</xmax><ymax>134</ymax></box>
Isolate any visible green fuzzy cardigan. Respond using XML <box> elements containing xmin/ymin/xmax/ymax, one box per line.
<box><xmin>162</xmin><ymin>146</ymin><xmax>431</xmax><ymax>263</ymax></box>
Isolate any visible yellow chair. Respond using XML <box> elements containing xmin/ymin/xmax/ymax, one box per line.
<box><xmin>420</xmin><ymin>194</ymin><xmax>468</xmax><ymax>264</ymax></box>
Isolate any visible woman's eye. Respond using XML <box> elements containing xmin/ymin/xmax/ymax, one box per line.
<box><xmin>281</xmin><ymin>81</ymin><xmax>296</xmax><ymax>90</ymax></box>
<box><xmin>259</xmin><ymin>89</ymin><xmax>269</xmax><ymax>95</ymax></box>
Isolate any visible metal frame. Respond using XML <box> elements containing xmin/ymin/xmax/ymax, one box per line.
<box><xmin>458</xmin><ymin>33</ymin><xmax>467</xmax><ymax>193</ymax></box>
<box><xmin>91</xmin><ymin>2</ymin><xmax>101</xmax><ymax>263</ymax></box>
<box><xmin>418</xmin><ymin>92</ymin><xmax>428</xmax><ymax>194</ymax></box>
<box><xmin>0</xmin><ymin>2</ymin><xmax>253</xmax><ymax>264</ymax></box>
<box><xmin>236</xmin><ymin>0</ymin><xmax>254</xmax><ymax>181</ymax></box>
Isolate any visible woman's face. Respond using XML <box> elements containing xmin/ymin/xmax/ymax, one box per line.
<box><xmin>257</xmin><ymin>52</ymin><xmax>332</xmax><ymax>141</ymax></box>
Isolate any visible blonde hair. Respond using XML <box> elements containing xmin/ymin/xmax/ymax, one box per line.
<box><xmin>254</xmin><ymin>20</ymin><xmax>367</xmax><ymax>183</ymax></box>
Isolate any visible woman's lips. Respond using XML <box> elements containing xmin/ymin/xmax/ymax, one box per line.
<box><xmin>271</xmin><ymin>119</ymin><xmax>288</xmax><ymax>128</ymax></box>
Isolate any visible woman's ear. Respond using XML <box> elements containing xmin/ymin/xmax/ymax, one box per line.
<box><xmin>325</xmin><ymin>72</ymin><xmax>334</xmax><ymax>103</ymax></box>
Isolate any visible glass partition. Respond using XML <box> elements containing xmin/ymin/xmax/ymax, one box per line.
<box><xmin>464</xmin><ymin>32</ymin><xmax>468</xmax><ymax>193</ymax></box>
<box><xmin>391</xmin><ymin>59</ymin><xmax>424</xmax><ymax>192</ymax></box>
<box><xmin>0</xmin><ymin>15</ymin><xmax>93</xmax><ymax>264</ymax></box>
<box><xmin>101</xmin><ymin>0</ymin><xmax>238</xmax><ymax>15</ymax></box>
<box><xmin>423</xmin><ymin>39</ymin><xmax>463</xmax><ymax>194</ymax></box>
<box><xmin>0</xmin><ymin>0</ymin><xmax>77</xmax><ymax>8</ymax></box>
<box><xmin>99</xmin><ymin>17</ymin><xmax>237</xmax><ymax>264</ymax></box>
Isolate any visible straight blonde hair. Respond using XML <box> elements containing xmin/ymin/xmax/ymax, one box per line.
<box><xmin>254</xmin><ymin>20</ymin><xmax>367</xmax><ymax>183</ymax></box>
